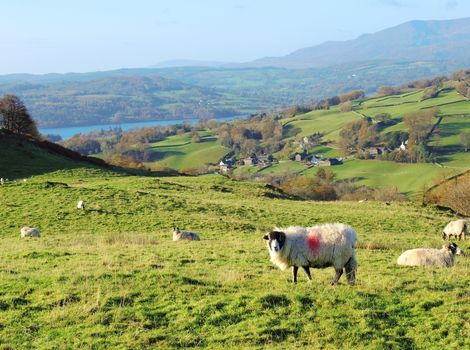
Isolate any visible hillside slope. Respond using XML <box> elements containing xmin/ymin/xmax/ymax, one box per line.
<box><xmin>0</xmin><ymin>160</ymin><xmax>468</xmax><ymax>348</ymax></box>
<box><xmin>0</xmin><ymin>130</ymin><xmax>108</xmax><ymax>178</ymax></box>
<box><xmin>233</xmin><ymin>81</ymin><xmax>470</xmax><ymax>194</ymax></box>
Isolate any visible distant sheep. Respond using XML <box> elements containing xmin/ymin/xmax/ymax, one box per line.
<box><xmin>20</xmin><ymin>227</ymin><xmax>40</xmax><ymax>238</ymax></box>
<box><xmin>397</xmin><ymin>243</ymin><xmax>463</xmax><ymax>267</ymax></box>
<box><xmin>263</xmin><ymin>223</ymin><xmax>358</xmax><ymax>285</ymax></box>
<box><xmin>172</xmin><ymin>227</ymin><xmax>201</xmax><ymax>241</ymax></box>
<box><xmin>77</xmin><ymin>200</ymin><xmax>86</xmax><ymax>210</ymax></box>
<box><xmin>442</xmin><ymin>219</ymin><xmax>467</xmax><ymax>241</ymax></box>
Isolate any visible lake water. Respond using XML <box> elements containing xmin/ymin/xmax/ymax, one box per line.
<box><xmin>40</xmin><ymin>116</ymin><xmax>238</xmax><ymax>140</ymax></box>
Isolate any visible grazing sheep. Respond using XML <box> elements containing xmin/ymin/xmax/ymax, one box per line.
<box><xmin>442</xmin><ymin>219</ymin><xmax>467</xmax><ymax>240</ymax></box>
<box><xmin>20</xmin><ymin>227</ymin><xmax>40</xmax><ymax>238</ymax></box>
<box><xmin>397</xmin><ymin>243</ymin><xmax>463</xmax><ymax>267</ymax></box>
<box><xmin>172</xmin><ymin>227</ymin><xmax>201</xmax><ymax>241</ymax></box>
<box><xmin>77</xmin><ymin>200</ymin><xmax>86</xmax><ymax>210</ymax></box>
<box><xmin>263</xmin><ymin>223</ymin><xmax>358</xmax><ymax>285</ymax></box>
<box><xmin>0</xmin><ymin>178</ymin><xmax>4</xmax><ymax>185</ymax></box>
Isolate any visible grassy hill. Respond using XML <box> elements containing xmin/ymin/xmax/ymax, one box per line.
<box><xmin>145</xmin><ymin>132</ymin><xmax>229</xmax><ymax>171</ymax></box>
<box><xmin>0</xmin><ymin>131</ymin><xmax>105</xmax><ymax>179</ymax></box>
<box><xmin>133</xmin><ymin>82</ymin><xmax>470</xmax><ymax>194</ymax></box>
<box><xmin>256</xmin><ymin>82</ymin><xmax>470</xmax><ymax>193</ymax></box>
<box><xmin>0</xmin><ymin>148</ymin><xmax>469</xmax><ymax>348</ymax></box>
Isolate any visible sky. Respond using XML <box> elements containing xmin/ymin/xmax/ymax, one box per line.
<box><xmin>1</xmin><ymin>0</ymin><xmax>469</xmax><ymax>74</ymax></box>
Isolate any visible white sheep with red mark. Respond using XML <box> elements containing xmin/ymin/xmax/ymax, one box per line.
<box><xmin>442</xmin><ymin>219</ymin><xmax>467</xmax><ymax>241</ymax></box>
<box><xmin>397</xmin><ymin>243</ymin><xmax>463</xmax><ymax>267</ymax></box>
<box><xmin>20</xmin><ymin>227</ymin><xmax>40</xmax><ymax>238</ymax></box>
<box><xmin>172</xmin><ymin>227</ymin><xmax>200</xmax><ymax>241</ymax></box>
<box><xmin>263</xmin><ymin>223</ymin><xmax>358</xmax><ymax>285</ymax></box>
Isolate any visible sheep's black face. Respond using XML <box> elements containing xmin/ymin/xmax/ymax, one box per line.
<box><xmin>448</xmin><ymin>243</ymin><xmax>463</xmax><ymax>256</ymax></box>
<box><xmin>263</xmin><ymin>231</ymin><xmax>286</xmax><ymax>252</ymax></box>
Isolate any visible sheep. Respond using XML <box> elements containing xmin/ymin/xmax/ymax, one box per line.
<box><xmin>442</xmin><ymin>219</ymin><xmax>467</xmax><ymax>241</ymax></box>
<box><xmin>77</xmin><ymin>200</ymin><xmax>86</xmax><ymax>210</ymax></box>
<box><xmin>172</xmin><ymin>227</ymin><xmax>201</xmax><ymax>241</ymax></box>
<box><xmin>263</xmin><ymin>223</ymin><xmax>358</xmax><ymax>285</ymax></box>
<box><xmin>20</xmin><ymin>227</ymin><xmax>40</xmax><ymax>238</ymax></box>
<box><xmin>397</xmin><ymin>243</ymin><xmax>463</xmax><ymax>267</ymax></box>
<box><xmin>0</xmin><ymin>178</ymin><xmax>3</xmax><ymax>185</ymax></box>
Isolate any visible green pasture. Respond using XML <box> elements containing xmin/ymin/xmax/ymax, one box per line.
<box><xmin>146</xmin><ymin>133</ymin><xmax>229</xmax><ymax>170</ymax></box>
<box><xmin>0</xmin><ymin>166</ymin><xmax>468</xmax><ymax>349</ymax></box>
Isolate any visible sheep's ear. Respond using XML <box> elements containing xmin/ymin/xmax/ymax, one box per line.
<box><xmin>263</xmin><ymin>234</ymin><xmax>269</xmax><ymax>240</ymax></box>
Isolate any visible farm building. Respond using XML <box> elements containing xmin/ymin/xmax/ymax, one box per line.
<box><xmin>219</xmin><ymin>160</ymin><xmax>234</xmax><ymax>173</ymax></box>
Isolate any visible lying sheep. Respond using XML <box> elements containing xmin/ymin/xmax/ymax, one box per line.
<box><xmin>263</xmin><ymin>223</ymin><xmax>358</xmax><ymax>285</ymax></box>
<box><xmin>172</xmin><ymin>227</ymin><xmax>200</xmax><ymax>241</ymax></box>
<box><xmin>77</xmin><ymin>200</ymin><xmax>86</xmax><ymax>210</ymax></box>
<box><xmin>20</xmin><ymin>227</ymin><xmax>40</xmax><ymax>238</ymax></box>
<box><xmin>397</xmin><ymin>243</ymin><xmax>463</xmax><ymax>267</ymax></box>
<box><xmin>442</xmin><ymin>219</ymin><xmax>467</xmax><ymax>240</ymax></box>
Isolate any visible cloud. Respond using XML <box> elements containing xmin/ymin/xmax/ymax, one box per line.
<box><xmin>446</xmin><ymin>0</ymin><xmax>458</xmax><ymax>9</ymax></box>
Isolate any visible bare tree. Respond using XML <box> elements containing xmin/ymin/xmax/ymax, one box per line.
<box><xmin>0</xmin><ymin>95</ymin><xmax>39</xmax><ymax>137</ymax></box>
<box><xmin>460</xmin><ymin>132</ymin><xmax>470</xmax><ymax>152</ymax></box>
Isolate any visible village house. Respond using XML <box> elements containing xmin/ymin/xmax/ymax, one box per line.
<box><xmin>219</xmin><ymin>160</ymin><xmax>234</xmax><ymax>173</ymax></box>
<box><xmin>293</xmin><ymin>152</ymin><xmax>308</xmax><ymax>162</ymax></box>
<box><xmin>312</xmin><ymin>157</ymin><xmax>343</xmax><ymax>167</ymax></box>
<box><xmin>241</xmin><ymin>155</ymin><xmax>257</xmax><ymax>166</ymax></box>
<box><xmin>257</xmin><ymin>154</ymin><xmax>274</xmax><ymax>165</ymax></box>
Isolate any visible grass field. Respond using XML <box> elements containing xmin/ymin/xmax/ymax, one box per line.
<box><xmin>0</xmin><ymin>165</ymin><xmax>469</xmax><ymax>349</ymax></box>
<box><xmin>303</xmin><ymin>160</ymin><xmax>459</xmax><ymax>195</ymax></box>
<box><xmin>146</xmin><ymin>132</ymin><xmax>229</xmax><ymax>170</ymax></box>
<box><xmin>281</xmin><ymin>108</ymin><xmax>360</xmax><ymax>142</ymax></box>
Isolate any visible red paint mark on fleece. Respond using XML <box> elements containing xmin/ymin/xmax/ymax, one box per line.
<box><xmin>307</xmin><ymin>234</ymin><xmax>320</xmax><ymax>251</ymax></box>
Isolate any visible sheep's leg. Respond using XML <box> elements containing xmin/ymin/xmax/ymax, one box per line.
<box><xmin>331</xmin><ymin>268</ymin><xmax>343</xmax><ymax>285</ymax></box>
<box><xmin>292</xmin><ymin>266</ymin><xmax>298</xmax><ymax>283</ymax></box>
<box><xmin>302</xmin><ymin>266</ymin><xmax>312</xmax><ymax>282</ymax></box>
<box><xmin>345</xmin><ymin>257</ymin><xmax>357</xmax><ymax>285</ymax></box>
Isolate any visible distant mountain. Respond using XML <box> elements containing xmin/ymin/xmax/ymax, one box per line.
<box><xmin>152</xmin><ymin>59</ymin><xmax>230</xmax><ymax>68</ymax></box>
<box><xmin>243</xmin><ymin>18</ymin><xmax>470</xmax><ymax>69</ymax></box>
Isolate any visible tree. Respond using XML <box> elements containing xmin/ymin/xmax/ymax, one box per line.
<box><xmin>460</xmin><ymin>132</ymin><xmax>470</xmax><ymax>152</ymax></box>
<box><xmin>0</xmin><ymin>95</ymin><xmax>39</xmax><ymax>137</ymax></box>
<box><xmin>377</xmin><ymin>86</ymin><xmax>396</xmax><ymax>97</ymax></box>
<box><xmin>61</xmin><ymin>135</ymin><xmax>101</xmax><ymax>155</ymax></box>
<box><xmin>403</xmin><ymin>108</ymin><xmax>438</xmax><ymax>144</ymax></box>
<box><xmin>374</xmin><ymin>113</ymin><xmax>391</xmax><ymax>124</ymax></box>
<box><xmin>455</xmin><ymin>81</ymin><xmax>468</xmax><ymax>96</ymax></box>
<box><xmin>339</xmin><ymin>121</ymin><xmax>361</xmax><ymax>155</ymax></box>
<box><xmin>339</xmin><ymin>90</ymin><xmax>365</xmax><ymax>103</ymax></box>
<box><xmin>191</xmin><ymin>130</ymin><xmax>201</xmax><ymax>143</ymax></box>
<box><xmin>339</xmin><ymin>101</ymin><xmax>352</xmax><ymax>112</ymax></box>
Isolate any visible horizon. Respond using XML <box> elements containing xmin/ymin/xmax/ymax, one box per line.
<box><xmin>1</xmin><ymin>0</ymin><xmax>470</xmax><ymax>75</ymax></box>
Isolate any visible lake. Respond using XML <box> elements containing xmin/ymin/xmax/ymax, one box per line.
<box><xmin>39</xmin><ymin>116</ymin><xmax>238</xmax><ymax>140</ymax></box>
